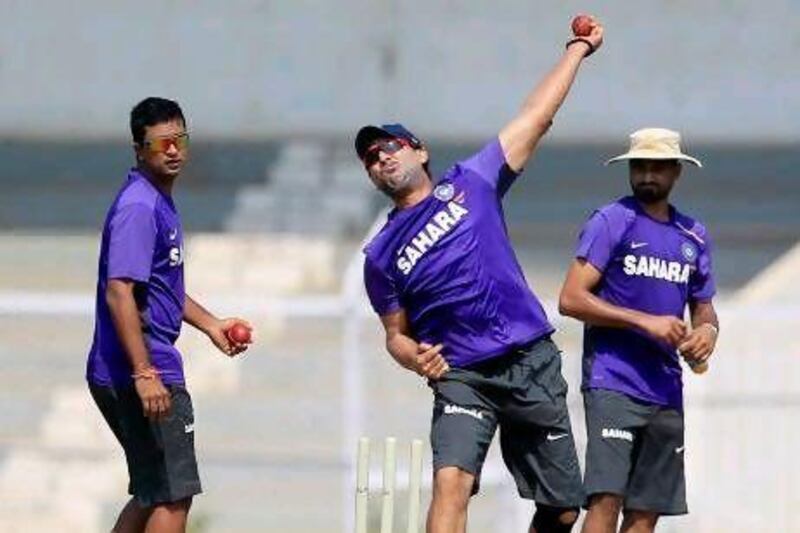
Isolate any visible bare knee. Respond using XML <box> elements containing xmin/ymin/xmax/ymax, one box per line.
<box><xmin>621</xmin><ymin>509</ymin><xmax>658</xmax><ymax>532</ymax></box>
<box><xmin>152</xmin><ymin>497</ymin><xmax>193</xmax><ymax>515</ymax></box>
<box><xmin>588</xmin><ymin>493</ymin><xmax>623</xmax><ymax>516</ymax></box>
<box><xmin>112</xmin><ymin>498</ymin><xmax>153</xmax><ymax>533</ymax></box>
<box><xmin>431</xmin><ymin>467</ymin><xmax>474</xmax><ymax>510</ymax></box>
<box><xmin>583</xmin><ymin>493</ymin><xmax>623</xmax><ymax>531</ymax></box>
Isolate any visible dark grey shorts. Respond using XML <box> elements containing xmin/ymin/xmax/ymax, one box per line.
<box><xmin>89</xmin><ymin>383</ymin><xmax>202</xmax><ymax>507</ymax></box>
<box><xmin>583</xmin><ymin>388</ymin><xmax>687</xmax><ymax>515</ymax></box>
<box><xmin>429</xmin><ymin>337</ymin><xmax>583</xmax><ymax>508</ymax></box>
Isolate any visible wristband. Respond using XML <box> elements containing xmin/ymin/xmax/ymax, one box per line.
<box><xmin>132</xmin><ymin>367</ymin><xmax>159</xmax><ymax>380</ymax></box>
<box><xmin>699</xmin><ymin>323</ymin><xmax>719</xmax><ymax>336</ymax></box>
<box><xmin>566</xmin><ymin>37</ymin><xmax>595</xmax><ymax>57</ymax></box>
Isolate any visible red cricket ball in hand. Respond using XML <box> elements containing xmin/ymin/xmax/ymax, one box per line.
<box><xmin>226</xmin><ymin>323</ymin><xmax>252</xmax><ymax>344</ymax></box>
<box><xmin>571</xmin><ymin>14</ymin><xmax>593</xmax><ymax>37</ymax></box>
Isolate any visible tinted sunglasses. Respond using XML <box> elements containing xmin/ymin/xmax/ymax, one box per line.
<box><xmin>362</xmin><ymin>138</ymin><xmax>411</xmax><ymax>167</ymax></box>
<box><xmin>143</xmin><ymin>132</ymin><xmax>190</xmax><ymax>153</ymax></box>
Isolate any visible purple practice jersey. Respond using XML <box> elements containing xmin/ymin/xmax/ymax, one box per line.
<box><xmin>575</xmin><ymin>196</ymin><xmax>716</xmax><ymax>408</ymax></box>
<box><xmin>86</xmin><ymin>169</ymin><xmax>186</xmax><ymax>386</ymax></box>
<box><xmin>363</xmin><ymin>138</ymin><xmax>554</xmax><ymax>368</ymax></box>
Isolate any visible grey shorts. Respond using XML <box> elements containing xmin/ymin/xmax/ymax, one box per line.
<box><xmin>89</xmin><ymin>383</ymin><xmax>202</xmax><ymax>507</ymax></box>
<box><xmin>429</xmin><ymin>337</ymin><xmax>583</xmax><ymax>508</ymax></box>
<box><xmin>583</xmin><ymin>388</ymin><xmax>687</xmax><ymax>515</ymax></box>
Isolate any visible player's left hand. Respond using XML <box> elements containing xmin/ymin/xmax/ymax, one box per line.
<box><xmin>208</xmin><ymin>317</ymin><xmax>253</xmax><ymax>357</ymax></box>
<box><xmin>416</xmin><ymin>342</ymin><xmax>450</xmax><ymax>380</ymax></box>
<box><xmin>678</xmin><ymin>323</ymin><xmax>717</xmax><ymax>364</ymax></box>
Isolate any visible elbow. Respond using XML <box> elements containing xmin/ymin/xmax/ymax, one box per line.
<box><xmin>521</xmin><ymin>109</ymin><xmax>554</xmax><ymax>136</ymax></box>
<box><xmin>558</xmin><ymin>289</ymin><xmax>578</xmax><ymax>318</ymax></box>
<box><xmin>524</xmin><ymin>118</ymin><xmax>553</xmax><ymax>146</ymax></box>
<box><xmin>535</xmin><ymin>117</ymin><xmax>554</xmax><ymax>136</ymax></box>
<box><xmin>384</xmin><ymin>332</ymin><xmax>399</xmax><ymax>356</ymax></box>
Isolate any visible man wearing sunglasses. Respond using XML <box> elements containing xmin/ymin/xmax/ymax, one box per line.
<box><xmin>86</xmin><ymin>97</ymin><xmax>253</xmax><ymax>532</ymax></box>
<box><xmin>357</xmin><ymin>17</ymin><xmax>604</xmax><ymax>533</ymax></box>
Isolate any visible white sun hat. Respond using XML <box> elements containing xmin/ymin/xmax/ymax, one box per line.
<box><xmin>606</xmin><ymin>128</ymin><xmax>702</xmax><ymax>167</ymax></box>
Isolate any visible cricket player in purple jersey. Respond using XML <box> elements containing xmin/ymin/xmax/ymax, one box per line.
<box><xmin>559</xmin><ymin>128</ymin><xmax>720</xmax><ymax>533</ymax></box>
<box><xmin>86</xmin><ymin>97</ymin><xmax>252</xmax><ymax>533</ymax></box>
<box><xmin>357</xmin><ymin>17</ymin><xmax>604</xmax><ymax>533</ymax></box>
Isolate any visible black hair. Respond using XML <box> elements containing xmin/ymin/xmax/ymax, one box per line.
<box><xmin>130</xmin><ymin>97</ymin><xmax>186</xmax><ymax>145</ymax></box>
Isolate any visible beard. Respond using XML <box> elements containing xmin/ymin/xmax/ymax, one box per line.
<box><xmin>377</xmin><ymin>165</ymin><xmax>427</xmax><ymax>198</ymax></box>
<box><xmin>632</xmin><ymin>182</ymin><xmax>670</xmax><ymax>204</ymax></box>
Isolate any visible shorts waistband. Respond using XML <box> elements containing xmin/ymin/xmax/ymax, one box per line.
<box><xmin>461</xmin><ymin>333</ymin><xmax>553</xmax><ymax>371</ymax></box>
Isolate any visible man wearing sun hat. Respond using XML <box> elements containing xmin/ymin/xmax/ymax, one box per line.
<box><xmin>558</xmin><ymin>128</ymin><xmax>720</xmax><ymax>532</ymax></box>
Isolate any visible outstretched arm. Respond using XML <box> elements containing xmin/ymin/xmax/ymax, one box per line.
<box><xmin>499</xmin><ymin>16</ymin><xmax>603</xmax><ymax>172</ymax></box>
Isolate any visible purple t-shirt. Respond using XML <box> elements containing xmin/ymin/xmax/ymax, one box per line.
<box><xmin>86</xmin><ymin>169</ymin><xmax>186</xmax><ymax>386</ymax></box>
<box><xmin>363</xmin><ymin>138</ymin><xmax>554</xmax><ymax>368</ymax></box>
<box><xmin>575</xmin><ymin>196</ymin><xmax>716</xmax><ymax>408</ymax></box>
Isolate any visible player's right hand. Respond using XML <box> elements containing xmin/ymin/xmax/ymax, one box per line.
<box><xmin>581</xmin><ymin>16</ymin><xmax>604</xmax><ymax>52</ymax></box>
<box><xmin>414</xmin><ymin>342</ymin><xmax>450</xmax><ymax>380</ymax></box>
<box><xmin>135</xmin><ymin>375</ymin><xmax>172</xmax><ymax>421</ymax></box>
<box><xmin>641</xmin><ymin>315</ymin><xmax>687</xmax><ymax>347</ymax></box>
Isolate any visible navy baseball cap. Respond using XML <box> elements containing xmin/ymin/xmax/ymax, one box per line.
<box><xmin>355</xmin><ymin>123</ymin><xmax>423</xmax><ymax>159</ymax></box>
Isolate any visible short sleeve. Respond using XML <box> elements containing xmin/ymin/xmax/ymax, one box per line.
<box><xmin>363</xmin><ymin>255</ymin><xmax>402</xmax><ymax>316</ymax></box>
<box><xmin>575</xmin><ymin>212</ymin><xmax>617</xmax><ymax>273</ymax></box>
<box><xmin>107</xmin><ymin>203</ymin><xmax>157</xmax><ymax>282</ymax></box>
<box><xmin>460</xmin><ymin>138</ymin><xmax>519</xmax><ymax>197</ymax></box>
<box><xmin>689</xmin><ymin>238</ymin><xmax>716</xmax><ymax>302</ymax></box>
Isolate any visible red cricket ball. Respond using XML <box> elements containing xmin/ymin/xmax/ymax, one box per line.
<box><xmin>571</xmin><ymin>15</ymin><xmax>593</xmax><ymax>37</ymax></box>
<box><xmin>227</xmin><ymin>323</ymin><xmax>252</xmax><ymax>344</ymax></box>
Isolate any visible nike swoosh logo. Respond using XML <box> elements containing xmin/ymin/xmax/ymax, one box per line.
<box><xmin>675</xmin><ymin>446</ymin><xmax>685</xmax><ymax>454</ymax></box>
<box><xmin>630</xmin><ymin>242</ymin><xmax>648</xmax><ymax>249</ymax></box>
<box><xmin>546</xmin><ymin>433</ymin><xmax>569</xmax><ymax>442</ymax></box>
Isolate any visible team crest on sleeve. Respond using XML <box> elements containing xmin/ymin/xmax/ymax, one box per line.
<box><xmin>433</xmin><ymin>183</ymin><xmax>455</xmax><ymax>202</ymax></box>
<box><xmin>681</xmin><ymin>242</ymin><xmax>697</xmax><ymax>262</ymax></box>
